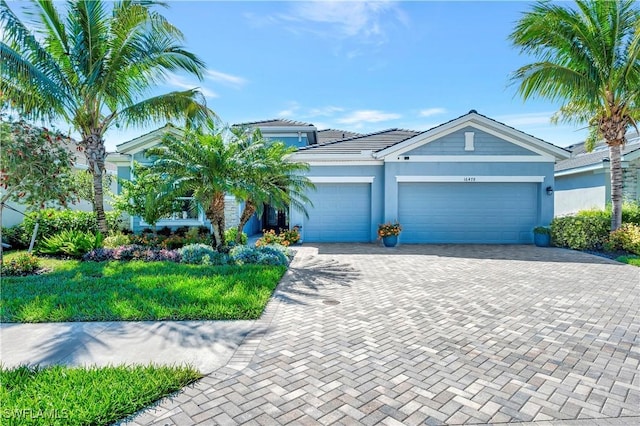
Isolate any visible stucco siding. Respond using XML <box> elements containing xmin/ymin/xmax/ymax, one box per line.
<box><xmin>554</xmin><ymin>172</ymin><xmax>606</xmax><ymax>216</ymax></box>
<box><xmin>405</xmin><ymin>127</ymin><xmax>538</xmax><ymax>156</ymax></box>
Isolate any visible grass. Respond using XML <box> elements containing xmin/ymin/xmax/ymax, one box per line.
<box><xmin>616</xmin><ymin>255</ymin><xmax>640</xmax><ymax>266</ymax></box>
<box><xmin>0</xmin><ymin>364</ymin><xmax>201</xmax><ymax>426</ymax></box>
<box><xmin>1</xmin><ymin>252</ymin><xmax>286</xmax><ymax>322</ymax></box>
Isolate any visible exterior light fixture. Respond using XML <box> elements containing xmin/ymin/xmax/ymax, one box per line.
<box><xmin>546</xmin><ymin>186</ymin><xmax>554</xmax><ymax>196</ymax></box>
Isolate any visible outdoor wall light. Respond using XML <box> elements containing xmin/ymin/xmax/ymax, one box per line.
<box><xmin>546</xmin><ymin>186</ymin><xmax>554</xmax><ymax>196</ymax></box>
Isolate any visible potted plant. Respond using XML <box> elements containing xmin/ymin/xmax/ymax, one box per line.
<box><xmin>533</xmin><ymin>226</ymin><xmax>551</xmax><ymax>247</ymax></box>
<box><xmin>378</xmin><ymin>221</ymin><xmax>402</xmax><ymax>247</ymax></box>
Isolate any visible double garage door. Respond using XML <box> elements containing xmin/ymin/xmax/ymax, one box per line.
<box><xmin>302</xmin><ymin>181</ymin><xmax>538</xmax><ymax>243</ymax></box>
<box><xmin>398</xmin><ymin>182</ymin><xmax>537</xmax><ymax>244</ymax></box>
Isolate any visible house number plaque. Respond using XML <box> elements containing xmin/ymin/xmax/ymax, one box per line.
<box><xmin>463</xmin><ymin>177</ymin><xmax>476</xmax><ymax>182</ymax></box>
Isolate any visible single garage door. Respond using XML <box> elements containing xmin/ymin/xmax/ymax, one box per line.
<box><xmin>305</xmin><ymin>183</ymin><xmax>371</xmax><ymax>242</ymax></box>
<box><xmin>398</xmin><ymin>182</ymin><xmax>537</xmax><ymax>243</ymax></box>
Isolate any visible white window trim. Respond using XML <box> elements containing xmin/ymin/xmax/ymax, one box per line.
<box><xmin>308</xmin><ymin>176</ymin><xmax>375</xmax><ymax>183</ymax></box>
<box><xmin>396</xmin><ymin>175</ymin><xmax>545</xmax><ymax>183</ymax></box>
<box><xmin>139</xmin><ymin>196</ymin><xmax>205</xmax><ymax>227</ymax></box>
<box><xmin>386</xmin><ymin>155</ymin><xmax>555</xmax><ymax>163</ymax></box>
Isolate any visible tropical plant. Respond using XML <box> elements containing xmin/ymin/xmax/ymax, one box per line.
<box><xmin>378</xmin><ymin>221</ymin><xmax>402</xmax><ymax>239</ymax></box>
<box><xmin>146</xmin><ymin>130</ymin><xmax>246</xmax><ymax>249</ymax></box>
<box><xmin>112</xmin><ymin>162</ymin><xmax>180</xmax><ymax>234</ymax></box>
<box><xmin>0</xmin><ymin>0</ymin><xmax>215</xmax><ymax>234</ymax></box>
<box><xmin>509</xmin><ymin>0</ymin><xmax>640</xmax><ymax>230</ymax></box>
<box><xmin>71</xmin><ymin>169</ymin><xmax>114</xmax><ymax>211</ymax></box>
<box><xmin>1</xmin><ymin>252</ymin><xmax>40</xmax><ymax>276</ymax></box>
<box><xmin>39</xmin><ymin>230</ymin><xmax>104</xmax><ymax>258</ymax></box>
<box><xmin>225</xmin><ymin>227</ymin><xmax>248</xmax><ymax>246</ymax></box>
<box><xmin>0</xmin><ymin>117</ymin><xmax>78</xmax><ymax>260</ymax></box>
<box><xmin>231</xmin><ymin>129</ymin><xmax>314</xmax><ymax>243</ymax></box>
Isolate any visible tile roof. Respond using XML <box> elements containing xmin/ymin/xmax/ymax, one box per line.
<box><xmin>296</xmin><ymin>129</ymin><xmax>420</xmax><ymax>155</ymax></box>
<box><xmin>555</xmin><ymin>139</ymin><xmax>640</xmax><ymax>172</ymax></box>
<box><xmin>317</xmin><ymin>129</ymin><xmax>362</xmax><ymax>144</ymax></box>
<box><xmin>556</xmin><ymin>132</ymin><xmax>640</xmax><ymax>172</ymax></box>
<box><xmin>234</xmin><ymin>118</ymin><xmax>315</xmax><ymax>128</ymax></box>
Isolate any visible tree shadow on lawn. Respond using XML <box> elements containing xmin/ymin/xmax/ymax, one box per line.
<box><xmin>274</xmin><ymin>256</ymin><xmax>361</xmax><ymax>306</ymax></box>
<box><xmin>310</xmin><ymin>243</ymin><xmax>624</xmax><ymax>265</ymax></box>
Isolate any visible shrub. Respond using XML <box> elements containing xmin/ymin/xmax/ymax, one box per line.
<box><xmin>533</xmin><ymin>226</ymin><xmax>551</xmax><ymax>235</ymax></box>
<box><xmin>256</xmin><ymin>228</ymin><xmax>299</xmax><ymax>247</ymax></box>
<box><xmin>161</xmin><ymin>234</ymin><xmax>186</xmax><ymax>249</ymax></box>
<box><xmin>225</xmin><ymin>227</ymin><xmax>248</xmax><ymax>246</ymax></box>
<box><xmin>605</xmin><ymin>223</ymin><xmax>640</xmax><ymax>255</ymax></box>
<box><xmin>38</xmin><ymin>230</ymin><xmax>104</xmax><ymax>258</ymax></box>
<box><xmin>103</xmin><ymin>233</ymin><xmax>131</xmax><ymax>248</ymax></box>
<box><xmin>1</xmin><ymin>252</ymin><xmax>40</xmax><ymax>276</ymax></box>
<box><xmin>1</xmin><ymin>225</ymin><xmax>27</xmax><ymax>249</ymax></box>
<box><xmin>83</xmin><ymin>245</ymin><xmax>180</xmax><ymax>262</ymax></box>
<box><xmin>22</xmin><ymin>209</ymin><xmax>121</xmax><ymax>245</ymax></box>
<box><xmin>230</xmin><ymin>245</ymin><xmax>262</xmax><ymax>264</ymax></box>
<box><xmin>550</xmin><ymin>214</ymin><xmax>609</xmax><ymax>250</ymax></box>
<box><xmin>178</xmin><ymin>243</ymin><xmax>226</xmax><ymax>265</ymax></box>
<box><xmin>230</xmin><ymin>245</ymin><xmax>289</xmax><ymax>266</ymax></box>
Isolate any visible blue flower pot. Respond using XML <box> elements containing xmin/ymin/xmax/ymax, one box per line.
<box><xmin>382</xmin><ymin>235</ymin><xmax>398</xmax><ymax>247</ymax></box>
<box><xmin>534</xmin><ymin>233</ymin><xmax>551</xmax><ymax>247</ymax></box>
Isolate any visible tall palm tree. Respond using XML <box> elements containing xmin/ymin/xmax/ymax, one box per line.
<box><xmin>0</xmin><ymin>0</ymin><xmax>214</xmax><ymax>233</ymax></box>
<box><xmin>147</xmin><ymin>130</ymin><xmax>246</xmax><ymax>249</ymax></box>
<box><xmin>510</xmin><ymin>0</ymin><xmax>640</xmax><ymax>230</ymax></box>
<box><xmin>232</xmin><ymin>129</ymin><xmax>314</xmax><ymax>243</ymax></box>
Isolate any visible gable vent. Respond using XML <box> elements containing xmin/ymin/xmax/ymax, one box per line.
<box><xmin>465</xmin><ymin>132</ymin><xmax>475</xmax><ymax>151</ymax></box>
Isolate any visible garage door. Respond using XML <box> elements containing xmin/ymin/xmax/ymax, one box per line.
<box><xmin>305</xmin><ymin>183</ymin><xmax>371</xmax><ymax>242</ymax></box>
<box><xmin>398</xmin><ymin>182</ymin><xmax>537</xmax><ymax>243</ymax></box>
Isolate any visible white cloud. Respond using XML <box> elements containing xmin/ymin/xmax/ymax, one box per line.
<box><xmin>496</xmin><ymin>112</ymin><xmax>555</xmax><ymax>127</ymax></box>
<box><xmin>164</xmin><ymin>72</ymin><xmax>218</xmax><ymax>99</ymax></box>
<box><xmin>267</xmin><ymin>0</ymin><xmax>408</xmax><ymax>42</ymax></box>
<box><xmin>337</xmin><ymin>110</ymin><xmax>401</xmax><ymax>125</ymax></box>
<box><xmin>308</xmin><ymin>106</ymin><xmax>344</xmax><ymax>117</ymax></box>
<box><xmin>205</xmin><ymin>69</ymin><xmax>247</xmax><ymax>88</ymax></box>
<box><xmin>419</xmin><ymin>108</ymin><xmax>447</xmax><ymax>118</ymax></box>
<box><xmin>277</xmin><ymin>101</ymin><xmax>301</xmax><ymax>118</ymax></box>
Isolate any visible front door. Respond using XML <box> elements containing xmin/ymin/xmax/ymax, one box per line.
<box><xmin>262</xmin><ymin>205</ymin><xmax>288</xmax><ymax>231</ymax></box>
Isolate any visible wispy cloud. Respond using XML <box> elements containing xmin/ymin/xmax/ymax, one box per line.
<box><xmin>308</xmin><ymin>106</ymin><xmax>344</xmax><ymax>117</ymax></box>
<box><xmin>419</xmin><ymin>108</ymin><xmax>447</xmax><ymax>117</ymax></box>
<box><xmin>164</xmin><ymin>72</ymin><xmax>217</xmax><ymax>98</ymax></box>
<box><xmin>496</xmin><ymin>112</ymin><xmax>555</xmax><ymax>127</ymax></box>
<box><xmin>205</xmin><ymin>69</ymin><xmax>247</xmax><ymax>88</ymax></box>
<box><xmin>277</xmin><ymin>101</ymin><xmax>301</xmax><ymax>118</ymax></box>
<box><xmin>258</xmin><ymin>1</ymin><xmax>408</xmax><ymax>44</ymax></box>
<box><xmin>337</xmin><ymin>110</ymin><xmax>401</xmax><ymax>125</ymax></box>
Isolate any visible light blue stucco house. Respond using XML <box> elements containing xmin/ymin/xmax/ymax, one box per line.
<box><xmin>107</xmin><ymin>111</ymin><xmax>570</xmax><ymax>244</ymax></box>
<box><xmin>554</xmin><ymin>132</ymin><xmax>640</xmax><ymax>216</ymax></box>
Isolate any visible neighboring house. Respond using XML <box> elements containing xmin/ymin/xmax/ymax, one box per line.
<box><xmin>1</xmin><ymin>141</ymin><xmax>118</xmax><ymax>228</ymax></box>
<box><xmin>108</xmin><ymin>111</ymin><xmax>570</xmax><ymax>244</ymax></box>
<box><xmin>554</xmin><ymin>132</ymin><xmax>640</xmax><ymax>216</ymax></box>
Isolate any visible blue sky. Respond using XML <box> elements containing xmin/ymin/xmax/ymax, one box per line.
<box><xmin>19</xmin><ymin>1</ymin><xmax>593</xmax><ymax>150</ymax></box>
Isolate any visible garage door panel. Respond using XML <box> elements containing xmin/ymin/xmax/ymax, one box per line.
<box><xmin>305</xmin><ymin>183</ymin><xmax>371</xmax><ymax>242</ymax></box>
<box><xmin>398</xmin><ymin>182</ymin><xmax>537</xmax><ymax>244</ymax></box>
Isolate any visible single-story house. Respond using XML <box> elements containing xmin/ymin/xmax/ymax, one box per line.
<box><xmin>554</xmin><ymin>132</ymin><xmax>640</xmax><ymax>216</ymax></box>
<box><xmin>107</xmin><ymin>111</ymin><xmax>570</xmax><ymax>244</ymax></box>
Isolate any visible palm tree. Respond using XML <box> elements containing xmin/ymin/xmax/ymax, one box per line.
<box><xmin>147</xmin><ymin>129</ymin><xmax>246</xmax><ymax>249</ymax></box>
<box><xmin>509</xmin><ymin>0</ymin><xmax>640</xmax><ymax>230</ymax></box>
<box><xmin>0</xmin><ymin>0</ymin><xmax>214</xmax><ymax>233</ymax></box>
<box><xmin>232</xmin><ymin>130</ymin><xmax>314</xmax><ymax>244</ymax></box>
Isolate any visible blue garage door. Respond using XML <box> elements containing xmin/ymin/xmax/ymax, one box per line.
<box><xmin>398</xmin><ymin>182</ymin><xmax>538</xmax><ymax>243</ymax></box>
<box><xmin>305</xmin><ymin>183</ymin><xmax>371</xmax><ymax>242</ymax></box>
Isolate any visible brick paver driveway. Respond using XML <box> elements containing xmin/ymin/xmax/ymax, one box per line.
<box><xmin>126</xmin><ymin>245</ymin><xmax>639</xmax><ymax>425</ymax></box>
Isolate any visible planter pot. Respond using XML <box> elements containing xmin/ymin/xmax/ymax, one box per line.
<box><xmin>382</xmin><ymin>235</ymin><xmax>398</xmax><ymax>247</ymax></box>
<box><xmin>534</xmin><ymin>233</ymin><xmax>551</xmax><ymax>247</ymax></box>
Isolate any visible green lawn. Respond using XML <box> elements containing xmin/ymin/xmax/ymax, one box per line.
<box><xmin>0</xmin><ymin>364</ymin><xmax>201</xmax><ymax>426</ymax></box>
<box><xmin>616</xmin><ymin>255</ymin><xmax>640</xmax><ymax>266</ymax></box>
<box><xmin>1</xmin><ymin>253</ymin><xmax>286</xmax><ymax>322</ymax></box>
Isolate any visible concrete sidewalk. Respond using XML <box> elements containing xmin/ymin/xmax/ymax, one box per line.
<box><xmin>0</xmin><ymin>320</ymin><xmax>255</xmax><ymax>374</ymax></box>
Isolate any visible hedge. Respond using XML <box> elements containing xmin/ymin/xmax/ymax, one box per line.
<box><xmin>21</xmin><ymin>209</ymin><xmax>122</xmax><ymax>246</ymax></box>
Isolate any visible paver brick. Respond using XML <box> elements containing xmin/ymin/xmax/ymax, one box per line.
<box><xmin>123</xmin><ymin>244</ymin><xmax>640</xmax><ymax>426</ymax></box>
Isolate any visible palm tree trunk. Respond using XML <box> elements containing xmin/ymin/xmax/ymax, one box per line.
<box><xmin>609</xmin><ymin>143</ymin><xmax>623</xmax><ymax>230</ymax></box>
<box><xmin>207</xmin><ymin>192</ymin><xmax>226</xmax><ymax>249</ymax></box>
<box><xmin>236</xmin><ymin>200</ymin><xmax>256</xmax><ymax>244</ymax></box>
<box><xmin>82</xmin><ymin>132</ymin><xmax>108</xmax><ymax>234</ymax></box>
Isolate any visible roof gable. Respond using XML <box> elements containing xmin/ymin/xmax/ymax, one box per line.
<box><xmin>294</xmin><ymin>129</ymin><xmax>419</xmax><ymax>156</ymax></box>
<box><xmin>375</xmin><ymin>111</ymin><xmax>570</xmax><ymax>160</ymax></box>
<box><xmin>234</xmin><ymin>118</ymin><xmax>315</xmax><ymax>128</ymax></box>
<box><xmin>115</xmin><ymin>124</ymin><xmax>183</xmax><ymax>154</ymax></box>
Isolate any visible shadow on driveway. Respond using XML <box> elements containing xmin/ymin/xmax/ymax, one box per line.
<box><xmin>310</xmin><ymin>243</ymin><xmax>624</xmax><ymax>264</ymax></box>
